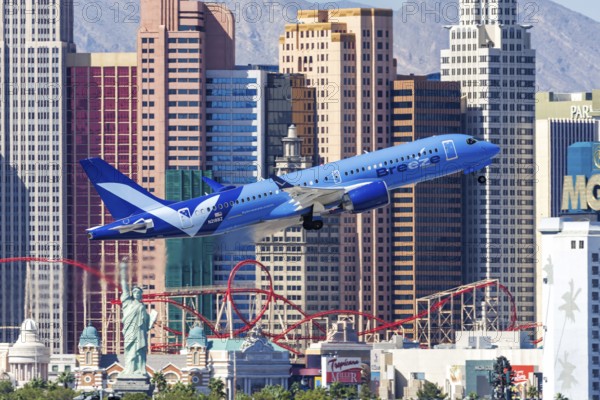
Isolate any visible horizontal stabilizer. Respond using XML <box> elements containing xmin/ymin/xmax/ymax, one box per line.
<box><xmin>108</xmin><ymin>219</ymin><xmax>155</xmax><ymax>234</ymax></box>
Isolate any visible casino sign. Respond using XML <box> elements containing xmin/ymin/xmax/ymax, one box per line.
<box><xmin>561</xmin><ymin>174</ymin><xmax>600</xmax><ymax>211</ymax></box>
<box><xmin>562</xmin><ymin>143</ymin><xmax>600</xmax><ymax>212</ymax></box>
<box><xmin>321</xmin><ymin>357</ymin><xmax>362</xmax><ymax>385</ymax></box>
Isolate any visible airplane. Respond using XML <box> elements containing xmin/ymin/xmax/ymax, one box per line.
<box><xmin>80</xmin><ymin>133</ymin><xmax>500</xmax><ymax>240</ymax></box>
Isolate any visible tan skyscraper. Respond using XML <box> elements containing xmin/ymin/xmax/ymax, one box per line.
<box><xmin>279</xmin><ymin>8</ymin><xmax>396</xmax><ymax>323</ymax></box>
<box><xmin>137</xmin><ymin>0</ymin><xmax>234</xmax><ymax>344</ymax></box>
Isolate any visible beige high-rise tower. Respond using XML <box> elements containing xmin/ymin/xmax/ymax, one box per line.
<box><xmin>279</xmin><ymin>8</ymin><xmax>396</xmax><ymax>323</ymax></box>
<box><xmin>137</xmin><ymin>0</ymin><xmax>234</xmax><ymax>345</ymax></box>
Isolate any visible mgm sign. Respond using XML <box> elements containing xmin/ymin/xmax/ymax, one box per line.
<box><xmin>562</xmin><ymin>175</ymin><xmax>600</xmax><ymax>211</ymax></box>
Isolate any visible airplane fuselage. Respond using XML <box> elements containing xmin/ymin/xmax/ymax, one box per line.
<box><xmin>85</xmin><ymin>134</ymin><xmax>499</xmax><ymax>240</ymax></box>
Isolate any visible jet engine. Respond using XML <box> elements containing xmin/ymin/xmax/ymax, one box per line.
<box><xmin>341</xmin><ymin>181</ymin><xmax>390</xmax><ymax>213</ymax></box>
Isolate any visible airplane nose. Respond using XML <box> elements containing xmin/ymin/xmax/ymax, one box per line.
<box><xmin>486</xmin><ymin>142</ymin><xmax>501</xmax><ymax>157</ymax></box>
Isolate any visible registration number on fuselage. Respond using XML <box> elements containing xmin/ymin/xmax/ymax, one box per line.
<box><xmin>376</xmin><ymin>155</ymin><xmax>441</xmax><ymax>178</ymax></box>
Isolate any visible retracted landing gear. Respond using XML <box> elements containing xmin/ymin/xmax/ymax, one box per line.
<box><xmin>302</xmin><ymin>207</ymin><xmax>323</xmax><ymax>231</ymax></box>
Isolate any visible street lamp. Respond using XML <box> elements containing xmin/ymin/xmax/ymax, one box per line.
<box><xmin>94</xmin><ymin>385</ymin><xmax>104</xmax><ymax>400</ymax></box>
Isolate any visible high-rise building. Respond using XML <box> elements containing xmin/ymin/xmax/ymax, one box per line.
<box><xmin>390</xmin><ymin>75</ymin><xmax>463</xmax><ymax>338</ymax></box>
<box><xmin>0</xmin><ymin>0</ymin><xmax>75</xmax><ymax>352</ymax></box>
<box><xmin>164</xmin><ymin>169</ymin><xmax>214</xmax><ymax>343</ymax></box>
<box><xmin>138</xmin><ymin>0</ymin><xmax>234</xmax><ymax>197</ymax></box>
<box><xmin>205</xmin><ymin>68</ymin><xmax>316</xmax><ymax>330</ymax></box>
<box><xmin>539</xmin><ymin>218</ymin><xmax>600</xmax><ymax>400</ymax></box>
<box><xmin>279</xmin><ymin>8</ymin><xmax>396</xmax><ymax>323</ymax></box>
<box><xmin>256</xmin><ymin>125</ymin><xmax>340</xmax><ymax>351</ymax></box>
<box><xmin>441</xmin><ymin>0</ymin><xmax>537</xmax><ymax>325</ymax></box>
<box><xmin>136</xmin><ymin>0</ymin><xmax>234</xmax><ymax>344</ymax></box>
<box><xmin>65</xmin><ymin>53</ymin><xmax>138</xmax><ymax>354</ymax></box>
<box><xmin>205</xmin><ymin>68</ymin><xmax>268</xmax><ymax>301</ymax></box>
<box><xmin>206</xmin><ymin>68</ymin><xmax>268</xmax><ymax>184</ymax></box>
<box><xmin>536</xmin><ymin>91</ymin><xmax>600</xmax><ymax>218</ymax></box>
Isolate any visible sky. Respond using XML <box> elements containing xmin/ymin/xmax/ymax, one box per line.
<box><xmin>553</xmin><ymin>0</ymin><xmax>600</xmax><ymax>21</ymax></box>
<box><xmin>312</xmin><ymin>0</ymin><xmax>600</xmax><ymax>22</ymax></box>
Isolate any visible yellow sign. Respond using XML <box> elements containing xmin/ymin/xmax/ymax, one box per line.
<box><xmin>562</xmin><ymin>175</ymin><xmax>600</xmax><ymax>210</ymax></box>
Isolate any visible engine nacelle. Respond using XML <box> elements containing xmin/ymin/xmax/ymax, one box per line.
<box><xmin>341</xmin><ymin>181</ymin><xmax>390</xmax><ymax>213</ymax></box>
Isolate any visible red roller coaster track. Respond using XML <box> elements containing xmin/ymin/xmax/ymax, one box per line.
<box><xmin>140</xmin><ymin>260</ymin><xmax>521</xmax><ymax>353</ymax></box>
<box><xmin>1</xmin><ymin>258</ymin><xmax>531</xmax><ymax>354</ymax></box>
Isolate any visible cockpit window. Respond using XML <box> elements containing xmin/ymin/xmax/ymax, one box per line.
<box><xmin>467</xmin><ymin>138</ymin><xmax>478</xmax><ymax>145</ymax></box>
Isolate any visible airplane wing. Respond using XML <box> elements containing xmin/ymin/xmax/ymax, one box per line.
<box><xmin>271</xmin><ymin>175</ymin><xmax>372</xmax><ymax>213</ymax></box>
<box><xmin>228</xmin><ymin>216</ymin><xmax>303</xmax><ymax>242</ymax></box>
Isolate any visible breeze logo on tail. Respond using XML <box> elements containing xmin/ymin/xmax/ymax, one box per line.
<box><xmin>80</xmin><ymin>134</ymin><xmax>499</xmax><ymax>240</ymax></box>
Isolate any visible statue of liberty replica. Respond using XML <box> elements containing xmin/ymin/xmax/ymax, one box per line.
<box><xmin>113</xmin><ymin>258</ymin><xmax>158</xmax><ymax>395</ymax></box>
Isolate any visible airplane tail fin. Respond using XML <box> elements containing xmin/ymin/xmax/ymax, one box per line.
<box><xmin>79</xmin><ymin>158</ymin><xmax>174</xmax><ymax>220</ymax></box>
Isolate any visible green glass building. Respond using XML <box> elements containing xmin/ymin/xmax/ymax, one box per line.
<box><xmin>165</xmin><ymin>170</ymin><xmax>214</xmax><ymax>341</ymax></box>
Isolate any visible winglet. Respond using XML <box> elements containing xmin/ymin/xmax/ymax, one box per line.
<box><xmin>202</xmin><ymin>176</ymin><xmax>225</xmax><ymax>192</ymax></box>
<box><xmin>271</xmin><ymin>175</ymin><xmax>294</xmax><ymax>189</ymax></box>
<box><xmin>202</xmin><ymin>176</ymin><xmax>236</xmax><ymax>193</ymax></box>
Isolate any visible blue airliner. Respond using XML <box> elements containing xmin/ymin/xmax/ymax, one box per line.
<box><xmin>81</xmin><ymin>134</ymin><xmax>499</xmax><ymax>240</ymax></box>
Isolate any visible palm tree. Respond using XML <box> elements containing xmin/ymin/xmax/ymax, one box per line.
<box><xmin>416</xmin><ymin>381</ymin><xmax>448</xmax><ymax>400</ymax></box>
<box><xmin>25</xmin><ymin>377</ymin><xmax>47</xmax><ymax>389</ymax></box>
<box><xmin>208</xmin><ymin>378</ymin><xmax>226</xmax><ymax>399</ymax></box>
<box><xmin>56</xmin><ymin>371</ymin><xmax>75</xmax><ymax>389</ymax></box>
<box><xmin>555</xmin><ymin>394</ymin><xmax>569</xmax><ymax>400</ymax></box>
<box><xmin>526</xmin><ymin>386</ymin><xmax>539</xmax><ymax>399</ymax></box>
<box><xmin>151</xmin><ymin>371</ymin><xmax>168</xmax><ymax>393</ymax></box>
